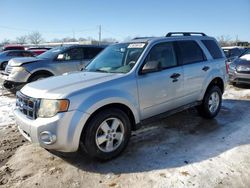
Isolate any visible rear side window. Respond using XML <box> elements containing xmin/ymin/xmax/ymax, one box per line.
<box><xmin>84</xmin><ymin>47</ymin><xmax>103</xmax><ymax>59</ymax></box>
<box><xmin>176</xmin><ymin>41</ymin><xmax>205</xmax><ymax>65</ymax></box>
<box><xmin>202</xmin><ymin>40</ymin><xmax>223</xmax><ymax>59</ymax></box>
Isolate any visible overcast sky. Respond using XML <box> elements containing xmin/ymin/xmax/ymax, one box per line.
<box><xmin>0</xmin><ymin>0</ymin><xmax>250</xmax><ymax>42</ymax></box>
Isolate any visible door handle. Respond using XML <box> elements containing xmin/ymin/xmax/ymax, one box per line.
<box><xmin>170</xmin><ymin>73</ymin><xmax>181</xmax><ymax>79</ymax></box>
<box><xmin>202</xmin><ymin>66</ymin><xmax>210</xmax><ymax>71</ymax></box>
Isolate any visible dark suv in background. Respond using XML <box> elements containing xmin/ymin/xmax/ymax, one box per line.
<box><xmin>1</xmin><ymin>45</ymin><xmax>106</xmax><ymax>90</ymax></box>
<box><xmin>0</xmin><ymin>50</ymin><xmax>35</xmax><ymax>70</ymax></box>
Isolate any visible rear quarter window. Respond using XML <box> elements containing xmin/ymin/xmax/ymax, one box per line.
<box><xmin>176</xmin><ymin>40</ymin><xmax>206</xmax><ymax>65</ymax></box>
<box><xmin>202</xmin><ymin>40</ymin><xmax>223</xmax><ymax>59</ymax></box>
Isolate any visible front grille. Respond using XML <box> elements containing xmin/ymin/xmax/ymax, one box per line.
<box><xmin>16</xmin><ymin>91</ymin><xmax>39</xmax><ymax>119</ymax></box>
<box><xmin>236</xmin><ymin>66</ymin><xmax>250</xmax><ymax>74</ymax></box>
<box><xmin>5</xmin><ymin>65</ymin><xmax>13</xmax><ymax>75</ymax></box>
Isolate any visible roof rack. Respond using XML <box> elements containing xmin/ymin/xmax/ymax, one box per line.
<box><xmin>166</xmin><ymin>32</ymin><xmax>207</xmax><ymax>37</ymax></box>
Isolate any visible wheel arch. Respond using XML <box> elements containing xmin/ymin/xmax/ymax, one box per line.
<box><xmin>80</xmin><ymin>103</ymin><xmax>138</xmax><ymax>140</ymax></box>
<box><xmin>27</xmin><ymin>70</ymin><xmax>54</xmax><ymax>82</ymax></box>
<box><xmin>201</xmin><ymin>77</ymin><xmax>225</xmax><ymax>100</ymax></box>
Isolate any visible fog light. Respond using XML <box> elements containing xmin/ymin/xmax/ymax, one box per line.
<box><xmin>40</xmin><ymin>131</ymin><xmax>56</xmax><ymax>145</ymax></box>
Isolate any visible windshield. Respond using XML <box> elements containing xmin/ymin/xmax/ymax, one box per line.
<box><xmin>86</xmin><ymin>43</ymin><xmax>146</xmax><ymax>73</ymax></box>
<box><xmin>240</xmin><ymin>48</ymin><xmax>250</xmax><ymax>58</ymax></box>
<box><xmin>0</xmin><ymin>51</ymin><xmax>7</xmax><ymax>58</ymax></box>
<box><xmin>37</xmin><ymin>46</ymin><xmax>65</xmax><ymax>59</ymax></box>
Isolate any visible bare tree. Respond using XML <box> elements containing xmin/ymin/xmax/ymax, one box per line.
<box><xmin>217</xmin><ymin>35</ymin><xmax>234</xmax><ymax>47</ymax></box>
<box><xmin>0</xmin><ymin>38</ymin><xmax>11</xmax><ymax>46</ymax></box>
<box><xmin>16</xmin><ymin>35</ymin><xmax>28</xmax><ymax>44</ymax></box>
<box><xmin>28</xmin><ymin>32</ymin><xmax>43</xmax><ymax>45</ymax></box>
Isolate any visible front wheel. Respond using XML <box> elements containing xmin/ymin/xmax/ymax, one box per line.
<box><xmin>197</xmin><ymin>86</ymin><xmax>222</xmax><ymax>119</ymax></box>
<box><xmin>81</xmin><ymin>108</ymin><xmax>131</xmax><ymax>160</ymax></box>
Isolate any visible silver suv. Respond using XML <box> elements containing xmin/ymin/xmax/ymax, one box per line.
<box><xmin>1</xmin><ymin>45</ymin><xmax>105</xmax><ymax>90</ymax></box>
<box><xmin>14</xmin><ymin>32</ymin><xmax>227</xmax><ymax>160</ymax></box>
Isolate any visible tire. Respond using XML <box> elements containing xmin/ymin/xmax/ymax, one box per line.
<box><xmin>197</xmin><ymin>86</ymin><xmax>222</xmax><ymax>119</ymax></box>
<box><xmin>81</xmin><ymin>108</ymin><xmax>131</xmax><ymax>161</ymax></box>
<box><xmin>1</xmin><ymin>61</ymin><xmax>7</xmax><ymax>70</ymax></box>
<box><xmin>29</xmin><ymin>74</ymin><xmax>51</xmax><ymax>82</ymax></box>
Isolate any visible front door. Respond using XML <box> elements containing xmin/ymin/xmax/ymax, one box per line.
<box><xmin>137</xmin><ymin>42</ymin><xmax>184</xmax><ymax>120</ymax></box>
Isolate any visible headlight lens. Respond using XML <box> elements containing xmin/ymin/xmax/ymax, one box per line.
<box><xmin>38</xmin><ymin>99</ymin><xmax>69</xmax><ymax>118</ymax></box>
<box><xmin>10</xmin><ymin>67</ymin><xmax>25</xmax><ymax>75</ymax></box>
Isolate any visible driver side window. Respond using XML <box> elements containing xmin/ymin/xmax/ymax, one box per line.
<box><xmin>143</xmin><ymin>42</ymin><xmax>177</xmax><ymax>71</ymax></box>
<box><xmin>64</xmin><ymin>48</ymin><xmax>84</xmax><ymax>61</ymax></box>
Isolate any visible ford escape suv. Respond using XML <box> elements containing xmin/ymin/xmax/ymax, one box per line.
<box><xmin>14</xmin><ymin>32</ymin><xmax>227</xmax><ymax>160</ymax></box>
<box><xmin>1</xmin><ymin>45</ymin><xmax>105</xmax><ymax>90</ymax></box>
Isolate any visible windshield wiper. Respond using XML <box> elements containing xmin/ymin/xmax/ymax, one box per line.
<box><xmin>95</xmin><ymin>69</ymin><xmax>109</xmax><ymax>73</ymax></box>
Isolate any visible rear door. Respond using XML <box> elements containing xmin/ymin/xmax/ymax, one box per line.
<box><xmin>175</xmin><ymin>40</ymin><xmax>209</xmax><ymax>104</ymax></box>
<box><xmin>137</xmin><ymin>42</ymin><xmax>184</xmax><ymax>119</ymax></box>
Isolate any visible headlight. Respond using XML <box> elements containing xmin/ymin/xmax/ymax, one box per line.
<box><xmin>229</xmin><ymin>63</ymin><xmax>236</xmax><ymax>71</ymax></box>
<box><xmin>38</xmin><ymin>99</ymin><xmax>69</xmax><ymax>118</ymax></box>
<box><xmin>10</xmin><ymin>67</ymin><xmax>25</xmax><ymax>75</ymax></box>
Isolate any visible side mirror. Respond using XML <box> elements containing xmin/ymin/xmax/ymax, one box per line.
<box><xmin>56</xmin><ymin>54</ymin><xmax>65</xmax><ymax>60</ymax></box>
<box><xmin>140</xmin><ymin>61</ymin><xmax>161</xmax><ymax>74</ymax></box>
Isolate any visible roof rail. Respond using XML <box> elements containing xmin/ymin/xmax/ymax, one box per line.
<box><xmin>166</xmin><ymin>32</ymin><xmax>207</xmax><ymax>37</ymax></box>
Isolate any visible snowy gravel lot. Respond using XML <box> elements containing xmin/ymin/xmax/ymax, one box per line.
<box><xmin>0</xmin><ymin>80</ymin><xmax>250</xmax><ymax>188</ymax></box>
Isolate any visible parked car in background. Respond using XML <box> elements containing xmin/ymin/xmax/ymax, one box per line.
<box><xmin>2</xmin><ymin>44</ymin><xmax>25</xmax><ymax>51</ymax></box>
<box><xmin>27</xmin><ymin>47</ymin><xmax>52</xmax><ymax>56</ymax></box>
<box><xmin>0</xmin><ymin>50</ymin><xmax>35</xmax><ymax>70</ymax></box>
<box><xmin>14</xmin><ymin>32</ymin><xmax>227</xmax><ymax>160</ymax></box>
<box><xmin>222</xmin><ymin>46</ymin><xmax>246</xmax><ymax>62</ymax></box>
<box><xmin>228</xmin><ymin>48</ymin><xmax>250</xmax><ymax>84</ymax></box>
<box><xmin>1</xmin><ymin>45</ymin><xmax>106</xmax><ymax>90</ymax></box>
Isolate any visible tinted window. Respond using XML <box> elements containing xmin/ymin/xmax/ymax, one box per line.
<box><xmin>177</xmin><ymin>41</ymin><xmax>205</xmax><ymax>65</ymax></box>
<box><xmin>23</xmin><ymin>51</ymin><xmax>34</xmax><ymax>57</ymax></box>
<box><xmin>64</xmin><ymin>48</ymin><xmax>84</xmax><ymax>61</ymax></box>
<box><xmin>7</xmin><ymin>51</ymin><xmax>22</xmax><ymax>56</ymax></box>
<box><xmin>84</xmin><ymin>47</ymin><xmax>103</xmax><ymax>59</ymax></box>
<box><xmin>4</xmin><ymin>47</ymin><xmax>24</xmax><ymax>51</ymax></box>
<box><xmin>144</xmin><ymin>42</ymin><xmax>177</xmax><ymax>69</ymax></box>
<box><xmin>202</xmin><ymin>40</ymin><xmax>223</xmax><ymax>59</ymax></box>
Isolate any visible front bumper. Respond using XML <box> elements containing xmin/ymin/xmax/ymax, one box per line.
<box><xmin>14</xmin><ymin>109</ymin><xmax>90</xmax><ymax>152</ymax></box>
<box><xmin>228</xmin><ymin>70</ymin><xmax>250</xmax><ymax>84</ymax></box>
<box><xmin>0</xmin><ymin>68</ymin><xmax>31</xmax><ymax>83</ymax></box>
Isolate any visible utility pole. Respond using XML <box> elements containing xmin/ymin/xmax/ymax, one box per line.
<box><xmin>99</xmin><ymin>25</ymin><xmax>102</xmax><ymax>45</ymax></box>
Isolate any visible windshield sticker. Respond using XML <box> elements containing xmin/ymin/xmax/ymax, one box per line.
<box><xmin>128</xmin><ymin>43</ymin><xmax>145</xmax><ymax>48</ymax></box>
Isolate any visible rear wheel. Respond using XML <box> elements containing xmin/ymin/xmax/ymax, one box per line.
<box><xmin>81</xmin><ymin>108</ymin><xmax>131</xmax><ymax>161</ymax></box>
<box><xmin>197</xmin><ymin>86</ymin><xmax>222</xmax><ymax>119</ymax></box>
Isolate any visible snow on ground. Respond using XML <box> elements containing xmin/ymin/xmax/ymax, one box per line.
<box><xmin>0</xmin><ymin>86</ymin><xmax>15</xmax><ymax>127</ymax></box>
<box><xmin>223</xmin><ymin>84</ymin><xmax>250</xmax><ymax>100</ymax></box>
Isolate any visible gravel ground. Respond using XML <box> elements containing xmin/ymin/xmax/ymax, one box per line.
<box><xmin>0</xmin><ymin>82</ymin><xmax>250</xmax><ymax>188</ymax></box>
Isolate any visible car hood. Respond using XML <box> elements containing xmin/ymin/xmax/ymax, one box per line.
<box><xmin>234</xmin><ymin>57</ymin><xmax>250</xmax><ymax>67</ymax></box>
<box><xmin>21</xmin><ymin>71</ymin><xmax>124</xmax><ymax>99</ymax></box>
<box><xmin>240</xmin><ymin>54</ymin><xmax>250</xmax><ymax>61</ymax></box>
<box><xmin>9</xmin><ymin>57</ymin><xmax>41</xmax><ymax>66</ymax></box>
